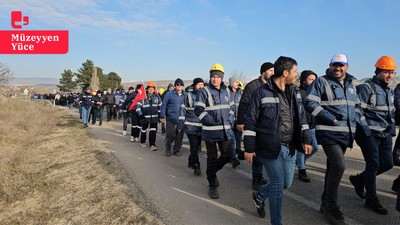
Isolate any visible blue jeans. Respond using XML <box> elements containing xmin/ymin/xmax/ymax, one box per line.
<box><xmin>82</xmin><ymin>107</ymin><xmax>91</xmax><ymax>125</ymax></box>
<box><xmin>296</xmin><ymin>128</ymin><xmax>319</xmax><ymax>170</ymax></box>
<box><xmin>229</xmin><ymin>129</ymin><xmax>242</xmax><ymax>159</ymax></box>
<box><xmin>357</xmin><ymin>132</ymin><xmax>393</xmax><ymax>199</ymax></box>
<box><xmin>255</xmin><ymin>146</ymin><xmax>296</xmax><ymax>225</ymax></box>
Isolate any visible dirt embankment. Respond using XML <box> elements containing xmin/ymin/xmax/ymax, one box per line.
<box><xmin>0</xmin><ymin>97</ymin><xmax>164</xmax><ymax>225</ymax></box>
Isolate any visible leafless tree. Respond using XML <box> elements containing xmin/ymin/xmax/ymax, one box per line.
<box><xmin>230</xmin><ymin>69</ymin><xmax>244</xmax><ymax>80</ymax></box>
<box><xmin>0</xmin><ymin>62</ymin><xmax>14</xmax><ymax>85</ymax></box>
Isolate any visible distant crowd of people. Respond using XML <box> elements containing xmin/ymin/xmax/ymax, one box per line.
<box><xmin>50</xmin><ymin>54</ymin><xmax>400</xmax><ymax>225</ymax></box>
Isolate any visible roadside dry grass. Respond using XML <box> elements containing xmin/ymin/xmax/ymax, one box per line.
<box><xmin>0</xmin><ymin>96</ymin><xmax>164</xmax><ymax>225</ymax></box>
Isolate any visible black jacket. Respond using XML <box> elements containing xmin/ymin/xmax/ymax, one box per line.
<box><xmin>299</xmin><ymin>88</ymin><xmax>315</xmax><ymax>129</ymax></box>
<box><xmin>237</xmin><ymin>76</ymin><xmax>264</xmax><ymax>125</ymax></box>
<box><xmin>243</xmin><ymin>79</ymin><xmax>312</xmax><ymax>159</ymax></box>
<box><xmin>103</xmin><ymin>93</ymin><xmax>115</xmax><ymax>105</ymax></box>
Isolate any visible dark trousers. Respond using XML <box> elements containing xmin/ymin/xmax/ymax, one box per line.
<box><xmin>141</xmin><ymin>123</ymin><xmax>157</xmax><ymax>146</ymax></box>
<box><xmin>357</xmin><ymin>132</ymin><xmax>394</xmax><ymax>199</ymax></box>
<box><xmin>130</xmin><ymin>112</ymin><xmax>141</xmax><ymax>138</ymax></box>
<box><xmin>92</xmin><ymin>107</ymin><xmax>103</xmax><ymax>124</ymax></box>
<box><xmin>187</xmin><ymin>134</ymin><xmax>202</xmax><ymax>167</ymax></box>
<box><xmin>106</xmin><ymin>105</ymin><xmax>114</xmax><ymax>121</ymax></box>
<box><xmin>165</xmin><ymin>121</ymin><xmax>184</xmax><ymax>153</ymax></box>
<box><xmin>321</xmin><ymin>144</ymin><xmax>346</xmax><ymax>209</ymax></box>
<box><xmin>205</xmin><ymin>140</ymin><xmax>232</xmax><ymax>186</ymax></box>
<box><xmin>122</xmin><ymin>112</ymin><xmax>130</xmax><ymax>131</ymax></box>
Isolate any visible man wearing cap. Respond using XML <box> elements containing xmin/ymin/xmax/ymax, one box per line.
<box><xmin>349</xmin><ymin>56</ymin><xmax>397</xmax><ymax>215</ymax></box>
<box><xmin>78</xmin><ymin>87</ymin><xmax>94</xmax><ymax>128</ymax></box>
<box><xmin>237</xmin><ymin>62</ymin><xmax>274</xmax><ymax>190</ymax></box>
<box><xmin>160</xmin><ymin>78</ymin><xmax>187</xmax><ymax>156</ymax></box>
<box><xmin>228</xmin><ymin>76</ymin><xmax>243</xmax><ymax>168</ymax></box>
<box><xmin>296</xmin><ymin>70</ymin><xmax>319</xmax><ymax>183</ymax></box>
<box><xmin>180</xmin><ymin>77</ymin><xmax>205</xmax><ymax>175</ymax></box>
<box><xmin>195</xmin><ymin>63</ymin><xmax>235</xmax><ymax>199</ymax></box>
<box><xmin>305</xmin><ymin>54</ymin><xmax>365</xmax><ymax>224</ymax></box>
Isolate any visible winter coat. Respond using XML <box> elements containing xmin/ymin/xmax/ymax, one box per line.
<box><xmin>136</xmin><ymin>93</ymin><xmax>162</xmax><ymax>124</ymax></box>
<box><xmin>79</xmin><ymin>92</ymin><xmax>94</xmax><ymax>109</ymax></box>
<box><xmin>304</xmin><ymin>71</ymin><xmax>365</xmax><ymax>148</ymax></box>
<box><xmin>237</xmin><ymin>76</ymin><xmax>264</xmax><ymax>125</ymax></box>
<box><xmin>356</xmin><ymin>76</ymin><xmax>396</xmax><ymax>137</ymax></box>
<box><xmin>160</xmin><ymin>90</ymin><xmax>186</xmax><ymax>123</ymax></box>
<box><xmin>243</xmin><ymin>79</ymin><xmax>312</xmax><ymax>159</ymax></box>
<box><xmin>179</xmin><ymin>90</ymin><xmax>202</xmax><ymax>136</ymax></box>
<box><xmin>194</xmin><ymin>82</ymin><xmax>235</xmax><ymax>142</ymax></box>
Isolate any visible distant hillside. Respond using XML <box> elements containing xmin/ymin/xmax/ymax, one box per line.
<box><xmin>11</xmin><ymin>77</ymin><xmax>59</xmax><ymax>85</ymax></box>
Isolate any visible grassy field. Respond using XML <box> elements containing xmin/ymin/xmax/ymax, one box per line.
<box><xmin>0</xmin><ymin>96</ymin><xmax>164</xmax><ymax>224</ymax></box>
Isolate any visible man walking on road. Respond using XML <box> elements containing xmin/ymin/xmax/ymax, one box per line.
<box><xmin>195</xmin><ymin>63</ymin><xmax>235</xmax><ymax>199</ymax></box>
<box><xmin>180</xmin><ymin>77</ymin><xmax>205</xmax><ymax>175</ymax></box>
<box><xmin>160</xmin><ymin>78</ymin><xmax>186</xmax><ymax>156</ymax></box>
<box><xmin>104</xmin><ymin>88</ymin><xmax>116</xmax><ymax>122</ymax></box>
<box><xmin>305</xmin><ymin>54</ymin><xmax>365</xmax><ymax>225</ymax></box>
<box><xmin>237</xmin><ymin>62</ymin><xmax>274</xmax><ymax>190</ymax></box>
<box><xmin>244</xmin><ymin>56</ymin><xmax>312</xmax><ymax>225</ymax></box>
<box><xmin>349</xmin><ymin>56</ymin><xmax>397</xmax><ymax>215</ymax></box>
<box><xmin>296</xmin><ymin>70</ymin><xmax>319</xmax><ymax>183</ymax></box>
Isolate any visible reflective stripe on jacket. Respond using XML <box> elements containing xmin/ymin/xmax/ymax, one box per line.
<box><xmin>194</xmin><ymin>83</ymin><xmax>235</xmax><ymax>142</ymax></box>
<box><xmin>304</xmin><ymin>72</ymin><xmax>364</xmax><ymax>147</ymax></box>
<box><xmin>136</xmin><ymin>93</ymin><xmax>162</xmax><ymax>124</ymax></box>
<box><xmin>357</xmin><ymin>77</ymin><xmax>395</xmax><ymax>136</ymax></box>
<box><xmin>179</xmin><ymin>91</ymin><xmax>202</xmax><ymax>136</ymax></box>
<box><xmin>243</xmin><ymin>79</ymin><xmax>312</xmax><ymax>159</ymax></box>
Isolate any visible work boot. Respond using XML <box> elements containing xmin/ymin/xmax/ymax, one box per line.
<box><xmin>252</xmin><ymin>177</ymin><xmax>268</xmax><ymax>191</ymax></box>
<box><xmin>298</xmin><ymin>169</ymin><xmax>311</xmax><ymax>183</ymax></box>
<box><xmin>392</xmin><ymin>177</ymin><xmax>400</xmax><ymax>193</ymax></box>
<box><xmin>232</xmin><ymin>158</ymin><xmax>240</xmax><ymax>169</ymax></box>
<box><xmin>193</xmin><ymin>164</ymin><xmax>201</xmax><ymax>176</ymax></box>
<box><xmin>323</xmin><ymin>207</ymin><xmax>345</xmax><ymax>225</ymax></box>
<box><xmin>208</xmin><ymin>186</ymin><xmax>219</xmax><ymax>199</ymax></box>
<box><xmin>252</xmin><ymin>192</ymin><xmax>265</xmax><ymax>218</ymax></box>
<box><xmin>173</xmin><ymin>150</ymin><xmax>182</xmax><ymax>156</ymax></box>
<box><xmin>365</xmin><ymin>197</ymin><xmax>388</xmax><ymax>215</ymax></box>
<box><xmin>349</xmin><ymin>174</ymin><xmax>366</xmax><ymax>199</ymax></box>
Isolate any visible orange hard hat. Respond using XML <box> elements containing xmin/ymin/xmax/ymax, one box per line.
<box><xmin>147</xmin><ymin>81</ymin><xmax>156</xmax><ymax>88</ymax></box>
<box><xmin>375</xmin><ymin>56</ymin><xmax>397</xmax><ymax>70</ymax></box>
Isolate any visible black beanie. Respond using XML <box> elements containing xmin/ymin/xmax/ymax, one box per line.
<box><xmin>260</xmin><ymin>62</ymin><xmax>274</xmax><ymax>75</ymax></box>
<box><xmin>175</xmin><ymin>78</ymin><xmax>184</xmax><ymax>86</ymax></box>
<box><xmin>300</xmin><ymin>70</ymin><xmax>318</xmax><ymax>87</ymax></box>
<box><xmin>192</xmin><ymin>77</ymin><xmax>204</xmax><ymax>86</ymax></box>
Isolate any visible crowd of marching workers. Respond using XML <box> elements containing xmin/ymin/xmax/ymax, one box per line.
<box><xmin>72</xmin><ymin>54</ymin><xmax>400</xmax><ymax>225</ymax></box>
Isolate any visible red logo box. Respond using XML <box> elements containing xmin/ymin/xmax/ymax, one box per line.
<box><xmin>0</xmin><ymin>30</ymin><xmax>69</xmax><ymax>54</ymax></box>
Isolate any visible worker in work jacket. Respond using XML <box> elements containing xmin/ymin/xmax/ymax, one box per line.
<box><xmin>357</xmin><ymin>77</ymin><xmax>395</xmax><ymax>137</ymax></box>
<box><xmin>136</xmin><ymin>90</ymin><xmax>162</xmax><ymax>125</ymax></box>
<box><xmin>244</xmin><ymin>78</ymin><xmax>312</xmax><ymax>159</ymax></box>
<box><xmin>195</xmin><ymin>82</ymin><xmax>235</xmax><ymax>142</ymax></box>
<box><xmin>304</xmin><ymin>71</ymin><xmax>365</xmax><ymax>148</ymax></box>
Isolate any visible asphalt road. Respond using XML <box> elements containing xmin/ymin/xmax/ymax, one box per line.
<box><xmin>78</xmin><ymin>112</ymin><xmax>400</xmax><ymax>225</ymax></box>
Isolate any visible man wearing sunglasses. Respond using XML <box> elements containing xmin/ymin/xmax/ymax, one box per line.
<box><xmin>305</xmin><ymin>54</ymin><xmax>365</xmax><ymax>225</ymax></box>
